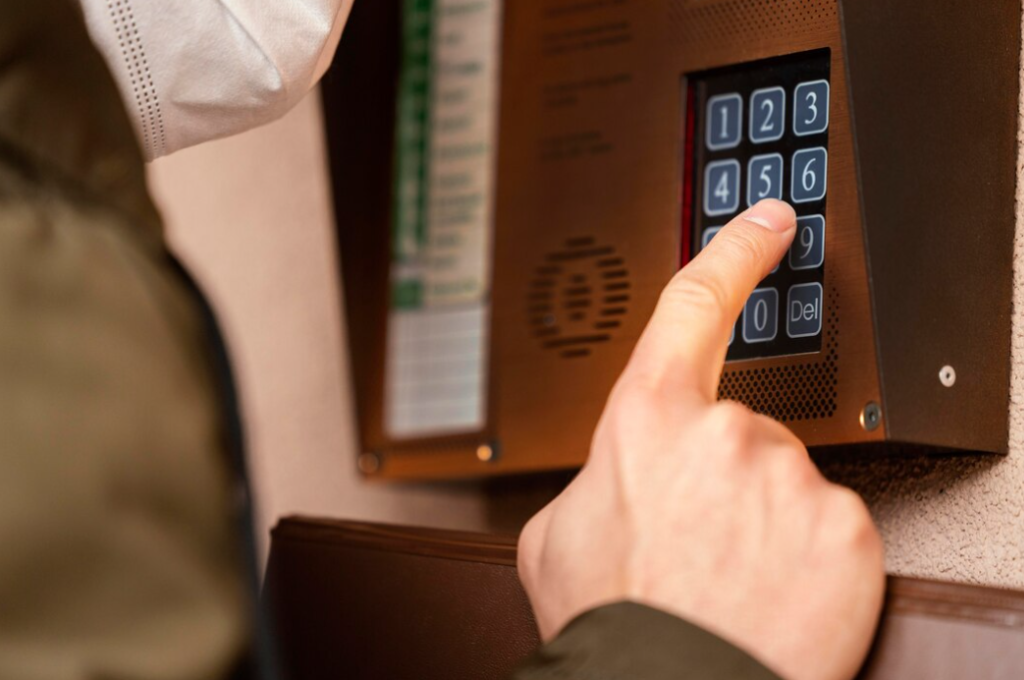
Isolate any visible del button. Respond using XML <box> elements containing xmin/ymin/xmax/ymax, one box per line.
<box><xmin>787</xmin><ymin>283</ymin><xmax>823</xmax><ymax>338</ymax></box>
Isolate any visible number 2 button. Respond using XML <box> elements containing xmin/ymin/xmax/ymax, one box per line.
<box><xmin>791</xmin><ymin>147</ymin><xmax>827</xmax><ymax>203</ymax></box>
<box><xmin>747</xmin><ymin>154</ymin><xmax>783</xmax><ymax>206</ymax></box>
<box><xmin>793</xmin><ymin>80</ymin><xmax>830</xmax><ymax>136</ymax></box>
<box><xmin>704</xmin><ymin>160</ymin><xmax>740</xmax><ymax>216</ymax></box>
<box><xmin>749</xmin><ymin>87</ymin><xmax>785</xmax><ymax>143</ymax></box>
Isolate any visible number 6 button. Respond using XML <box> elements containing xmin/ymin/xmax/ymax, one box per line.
<box><xmin>791</xmin><ymin>147</ymin><xmax>827</xmax><ymax>203</ymax></box>
<box><xmin>789</xmin><ymin>215</ymin><xmax>825</xmax><ymax>270</ymax></box>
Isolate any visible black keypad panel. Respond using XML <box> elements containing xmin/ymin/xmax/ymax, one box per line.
<box><xmin>684</xmin><ymin>49</ymin><xmax>830</xmax><ymax>361</ymax></box>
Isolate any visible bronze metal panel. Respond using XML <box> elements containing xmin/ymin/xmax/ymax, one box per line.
<box><xmin>840</xmin><ymin>0</ymin><xmax>1020</xmax><ymax>453</ymax></box>
<box><xmin>486</xmin><ymin>0</ymin><xmax>883</xmax><ymax>480</ymax></box>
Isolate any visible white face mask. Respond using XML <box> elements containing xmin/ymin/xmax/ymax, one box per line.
<box><xmin>77</xmin><ymin>0</ymin><xmax>353</xmax><ymax>161</ymax></box>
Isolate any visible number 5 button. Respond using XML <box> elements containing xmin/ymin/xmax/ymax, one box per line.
<box><xmin>789</xmin><ymin>215</ymin><xmax>825</xmax><ymax>270</ymax></box>
<box><xmin>746</xmin><ymin>154</ymin><xmax>783</xmax><ymax>206</ymax></box>
<box><xmin>790</xmin><ymin>147</ymin><xmax>827</xmax><ymax>203</ymax></box>
<box><xmin>793</xmin><ymin>80</ymin><xmax>830</xmax><ymax>136</ymax></box>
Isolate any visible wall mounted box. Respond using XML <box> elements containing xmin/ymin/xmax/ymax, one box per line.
<box><xmin>323</xmin><ymin>0</ymin><xmax>1020</xmax><ymax>480</ymax></box>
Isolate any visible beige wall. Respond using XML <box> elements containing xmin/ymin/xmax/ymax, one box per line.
<box><xmin>150</xmin><ymin>83</ymin><xmax>1024</xmax><ymax>588</ymax></box>
<box><xmin>147</xmin><ymin>92</ymin><xmax>489</xmax><ymax>567</ymax></box>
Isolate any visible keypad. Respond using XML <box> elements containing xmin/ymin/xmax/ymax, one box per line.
<box><xmin>685</xmin><ymin>49</ymin><xmax>830</xmax><ymax>361</ymax></box>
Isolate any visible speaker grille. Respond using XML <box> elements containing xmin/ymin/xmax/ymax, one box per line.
<box><xmin>719</xmin><ymin>287</ymin><xmax>839</xmax><ymax>421</ymax></box>
<box><xmin>528</xmin><ymin>238</ymin><xmax>630</xmax><ymax>359</ymax></box>
<box><xmin>670</xmin><ymin>0</ymin><xmax>837</xmax><ymax>46</ymax></box>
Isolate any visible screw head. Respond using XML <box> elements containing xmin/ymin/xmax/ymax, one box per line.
<box><xmin>939</xmin><ymin>365</ymin><xmax>956</xmax><ymax>388</ymax></box>
<box><xmin>860</xmin><ymin>402</ymin><xmax>881</xmax><ymax>432</ymax></box>
<box><xmin>357</xmin><ymin>452</ymin><xmax>382</xmax><ymax>475</ymax></box>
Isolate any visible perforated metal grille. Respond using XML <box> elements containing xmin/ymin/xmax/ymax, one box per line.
<box><xmin>528</xmin><ymin>238</ymin><xmax>630</xmax><ymax>359</ymax></box>
<box><xmin>670</xmin><ymin>0</ymin><xmax>837</xmax><ymax>46</ymax></box>
<box><xmin>719</xmin><ymin>288</ymin><xmax>839</xmax><ymax>421</ymax></box>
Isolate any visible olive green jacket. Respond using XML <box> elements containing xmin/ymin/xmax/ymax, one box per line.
<box><xmin>0</xmin><ymin>3</ymin><xmax>777</xmax><ymax>679</ymax></box>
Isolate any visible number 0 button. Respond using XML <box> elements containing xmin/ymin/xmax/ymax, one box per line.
<box><xmin>743</xmin><ymin>288</ymin><xmax>778</xmax><ymax>344</ymax></box>
<box><xmin>793</xmin><ymin>80</ymin><xmax>830</xmax><ymax>136</ymax></box>
<box><xmin>791</xmin><ymin>147</ymin><xmax>827</xmax><ymax>203</ymax></box>
<box><xmin>749</xmin><ymin>87</ymin><xmax>786</xmax><ymax>143</ymax></box>
<box><xmin>747</xmin><ymin>154</ymin><xmax>783</xmax><ymax>206</ymax></box>
<box><xmin>704</xmin><ymin>159</ymin><xmax>740</xmax><ymax>216</ymax></box>
<box><xmin>706</xmin><ymin>93</ymin><xmax>743</xmax><ymax>151</ymax></box>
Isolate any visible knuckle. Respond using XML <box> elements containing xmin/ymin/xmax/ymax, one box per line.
<box><xmin>705</xmin><ymin>402</ymin><xmax>756</xmax><ymax>460</ymax></box>
<box><xmin>718</xmin><ymin>225</ymin><xmax>771</xmax><ymax>267</ymax></box>
<box><xmin>827</xmin><ymin>487</ymin><xmax>881</xmax><ymax>550</ymax></box>
<box><xmin>661</xmin><ymin>271</ymin><xmax>730</xmax><ymax>321</ymax></box>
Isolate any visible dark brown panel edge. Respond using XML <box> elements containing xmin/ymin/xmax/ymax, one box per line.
<box><xmin>268</xmin><ymin>518</ymin><xmax>1024</xmax><ymax>630</ymax></box>
<box><xmin>320</xmin><ymin>0</ymin><xmax>400</xmax><ymax>454</ymax></box>
<box><xmin>270</xmin><ymin>516</ymin><xmax>519</xmax><ymax>567</ymax></box>
<box><xmin>840</xmin><ymin>0</ymin><xmax>1020</xmax><ymax>453</ymax></box>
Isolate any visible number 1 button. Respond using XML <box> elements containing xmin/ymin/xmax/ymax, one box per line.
<box><xmin>706</xmin><ymin>93</ymin><xmax>742</xmax><ymax>150</ymax></box>
<box><xmin>794</xmin><ymin>80</ymin><xmax>830</xmax><ymax>137</ymax></box>
<box><xmin>749</xmin><ymin>87</ymin><xmax>785</xmax><ymax>143</ymax></box>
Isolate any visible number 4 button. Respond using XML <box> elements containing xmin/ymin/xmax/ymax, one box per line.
<box><xmin>704</xmin><ymin>159</ymin><xmax>740</xmax><ymax>217</ymax></box>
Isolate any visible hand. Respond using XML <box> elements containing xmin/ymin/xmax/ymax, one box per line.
<box><xmin>518</xmin><ymin>199</ymin><xmax>885</xmax><ymax>680</ymax></box>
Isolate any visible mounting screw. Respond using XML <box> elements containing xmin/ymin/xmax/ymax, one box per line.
<box><xmin>476</xmin><ymin>442</ymin><xmax>499</xmax><ymax>464</ymax></box>
<box><xmin>939</xmin><ymin>365</ymin><xmax>957</xmax><ymax>388</ymax></box>
<box><xmin>357</xmin><ymin>452</ymin><xmax>382</xmax><ymax>475</ymax></box>
<box><xmin>860</xmin><ymin>402</ymin><xmax>881</xmax><ymax>432</ymax></box>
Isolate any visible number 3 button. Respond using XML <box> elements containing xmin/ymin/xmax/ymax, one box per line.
<box><xmin>746</xmin><ymin>154</ymin><xmax>783</xmax><ymax>206</ymax></box>
<box><xmin>791</xmin><ymin>147</ymin><xmax>827</xmax><ymax>203</ymax></box>
<box><xmin>794</xmin><ymin>80</ymin><xmax>830</xmax><ymax>136</ymax></box>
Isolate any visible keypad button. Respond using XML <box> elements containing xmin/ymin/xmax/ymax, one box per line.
<box><xmin>793</xmin><ymin>80</ymin><xmax>830</xmax><ymax>136</ymax></box>
<box><xmin>790</xmin><ymin>147</ymin><xmax>827</xmax><ymax>203</ymax></box>
<box><xmin>742</xmin><ymin>288</ymin><xmax>778</xmax><ymax>343</ymax></box>
<box><xmin>749</xmin><ymin>87</ymin><xmax>786</xmax><ymax>144</ymax></box>
<box><xmin>789</xmin><ymin>215</ymin><xmax>825</xmax><ymax>270</ymax></box>
<box><xmin>706</xmin><ymin>93</ymin><xmax>743</xmax><ymax>150</ymax></box>
<box><xmin>787</xmin><ymin>283</ymin><xmax>823</xmax><ymax>338</ymax></box>
<box><xmin>704</xmin><ymin>159</ymin><xmax>741</xmax><ymax>216</ymax></box>
<box><xmin>701</xmin><ymin>226</ymin><xmax>723</xmax><ymax>251</ymax></box>
<box><xmin>746</xmin><ymin>153</ymin><xmax>784</xmax><ymax>206</ymax></box>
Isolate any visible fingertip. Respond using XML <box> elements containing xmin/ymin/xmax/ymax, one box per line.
<box><xmin>741</xmin><ymin>199</ymin><xmax>797</xmax><ymax>234</ymax></box>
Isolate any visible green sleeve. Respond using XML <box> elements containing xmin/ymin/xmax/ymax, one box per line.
<box><xmin>512</xmin><ymin>602</ymin><xmax>782</xmax><ymax>680</ymax></box>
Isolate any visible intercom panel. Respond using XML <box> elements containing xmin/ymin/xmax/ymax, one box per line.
<box><xmin>323</xmin><ymin>0</ymin><xmax>1020</xmax><ymax>480</ymax></box>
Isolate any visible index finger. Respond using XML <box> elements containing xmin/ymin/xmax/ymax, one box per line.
<box><xmin>625</xmin><ymin>199</ymin><xmax>797</xmax><ymax>401</ymax></box>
